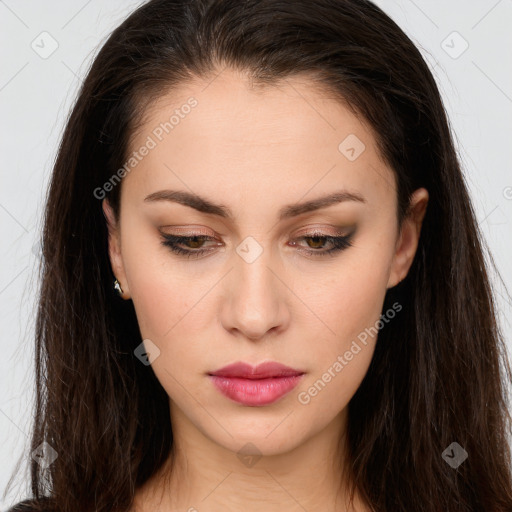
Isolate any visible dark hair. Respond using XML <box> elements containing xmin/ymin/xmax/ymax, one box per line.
<box><xmin>6</xmin><ymin>0</ymin><xmax>512</xmax><ymax>511</ymax></box>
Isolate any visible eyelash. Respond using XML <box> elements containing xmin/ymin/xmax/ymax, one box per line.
<box><xmin>160</xmin><ymin>231</ymin><xmax>353</xmax><ymax>259</ymax></box>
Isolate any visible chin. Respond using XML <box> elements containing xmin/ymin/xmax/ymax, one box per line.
<box><xmin>201</xmin><ymin>413</ymin><xmax>310</xmax><ymax>458</ymax></box>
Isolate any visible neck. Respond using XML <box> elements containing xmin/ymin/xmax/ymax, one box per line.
<box><xmin>134</xmin><ymin>405</ymin><xmax>368</xmax><ymax>512</ymax></box>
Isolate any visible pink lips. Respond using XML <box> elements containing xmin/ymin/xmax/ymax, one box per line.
<box><xmin>208</xmin><ymin>361</ymin><xmax>305</xmax><ymax>406</ymax></box>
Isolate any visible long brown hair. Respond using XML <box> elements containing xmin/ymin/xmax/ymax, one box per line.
<box><xmin>6</xmin><ymin>0</ymin><xmax>512</xmax><ymax>510</ymax></box>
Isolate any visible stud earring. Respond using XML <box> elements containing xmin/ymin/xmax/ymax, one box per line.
<box><xmin>114</xmin><ymin>279</ymin><xmax>124</xmax><ymax>296</ymax></box>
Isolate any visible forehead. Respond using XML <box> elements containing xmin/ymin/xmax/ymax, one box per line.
<box><xmin>123</xmin><ymin>68</ymin><xmax>395</xmax><ymax>211</ymax></box>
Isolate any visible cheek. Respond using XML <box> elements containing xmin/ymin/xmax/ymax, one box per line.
<box><xmin>296</xmin><ymin>240</ymin><xmax>393</xmax><ymax>408</ymax></box>
<box><xmin>129</xmin><ymin>270</ymin><xmax>201</xmax><ymax>343</ymax></box>
<box><xmin>295</xmin><ymin>286</ymin><xmax>382</xmax><ymax>418</ymax></box>
<box><xmin>296</xmin><ymin>343</ymin><xmax>375</xmax><ymax>428</ymax></box>
<box><xmin>119</xmin><ymin>225</ymin><xmax>193</xmax><ymax>340</ymax></box>
<box><xmin>121</xmin><ymin>231</ymin><xmax>218</xmax><ymax>378</ymax></box>
<box><xmin>309</xmin><ymin>246</ymin><xmax>392</xmax><ymax>351</ymax></box>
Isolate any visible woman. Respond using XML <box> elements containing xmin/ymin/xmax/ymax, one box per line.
<box><xmin>6</xmin><ymin>0</ymin><xmax>512</xmax><ymax>510</ymax></box>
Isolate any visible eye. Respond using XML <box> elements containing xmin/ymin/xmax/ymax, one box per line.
<box><xmin>160</xmin><ymin>234</ymin><xmax>220</xmax><ymax>259</ymax></box>
<box><xmin>289</xmin><ymin>231</ymin><xmax>354</xmax><ymax>257</ymax></box>
<box><xmin>159</xmin><ymin>231</ymin><xmax>354</xmax><ymax>259</ymax></box>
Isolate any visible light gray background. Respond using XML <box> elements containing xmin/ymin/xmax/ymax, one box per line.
<box><xmin>1</xmin><ymin>0</ymin><xmax>511</xmax><ymax>508</ymax></box>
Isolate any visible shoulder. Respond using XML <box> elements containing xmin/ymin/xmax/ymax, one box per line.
<box><xmin>5</xmin><ymin>499</ymin><xmax>53</xmax><ymax>511</ymax></box>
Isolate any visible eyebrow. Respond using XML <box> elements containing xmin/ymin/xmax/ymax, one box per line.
<box><xmin>144</xmin><ymin>188</ymin><xmax>366</xmax><ymax>221</ymax></box>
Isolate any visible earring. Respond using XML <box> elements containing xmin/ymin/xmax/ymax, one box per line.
<box><xmin>114</xmin><ymin>279</ymin><xmax>124</xmax><ymax>296</ymax></box>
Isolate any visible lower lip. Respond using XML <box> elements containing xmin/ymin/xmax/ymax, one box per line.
<box><xmin>208</xmin><ymin>374</ymin><xmax>304</xmax><ymax>406</ymax></box>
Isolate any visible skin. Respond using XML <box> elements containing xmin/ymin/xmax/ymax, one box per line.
<box><xmin>103</xmin><ymin>67</ymin><xmax>428</xmax><ymax>512</ymax></box>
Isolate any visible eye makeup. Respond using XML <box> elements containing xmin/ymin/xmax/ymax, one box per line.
<box><xmin>159</xmin><ymin>229</ymin><xmax>355</xmax><ymax>259</ymax></box>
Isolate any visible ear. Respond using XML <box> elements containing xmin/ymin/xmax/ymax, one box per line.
<box><xmin>387</xmin><ymin>188</ymin><xmax>429</xmax><ymax>288</ymax></box>
<box><xmin>102</xmin><ymin>199</ymin><xmax>130</xmax><ymax>299</ymax></box>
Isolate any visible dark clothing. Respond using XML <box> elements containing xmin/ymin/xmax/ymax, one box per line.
<box><xmin>6</xmin><ymin>499</ymin><xmax>51</xmax><ymax>511</ymax></box>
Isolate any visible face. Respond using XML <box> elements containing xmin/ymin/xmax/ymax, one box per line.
<box><xmin>103</xmin><ymin>68</ymin><xmax>428</xmax><ymax>457</ymax></box>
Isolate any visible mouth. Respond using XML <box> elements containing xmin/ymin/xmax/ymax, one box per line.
<box><xmin>208</xmin><ymin>361</ymin><xmax>305</xmax><ymax>406</ymax></box>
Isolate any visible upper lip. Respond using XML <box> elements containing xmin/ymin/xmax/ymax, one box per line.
<box><xmin>209</xmin><ymin>361</ymin><xmax>305</xmax><ymax>379</ymax></box>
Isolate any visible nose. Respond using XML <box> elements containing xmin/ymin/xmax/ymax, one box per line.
<box><xmin>219</xmin><ymin>246</ymin><xmax>290</xmax><ymax>341</ymax></box>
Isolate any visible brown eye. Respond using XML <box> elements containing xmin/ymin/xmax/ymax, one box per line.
<box><xmin>289</xmin><ymin>231</ymin><xmax>355</xmax><ymax>257</ymax></box>
<box><xmin>160</xmin><ymin>234</ymin><xmax>220</xmax><ymax>258</ymax></box>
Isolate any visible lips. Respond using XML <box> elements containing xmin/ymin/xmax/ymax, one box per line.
<box><xmin>209</xmin><ymin>361</ymin><xmax>304</xmax><ymax>379</ymax></box>
<box><xmin>208</xmin><ymin>361</ymin><xmax>305</xmax><ymax>406</ymax></box>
